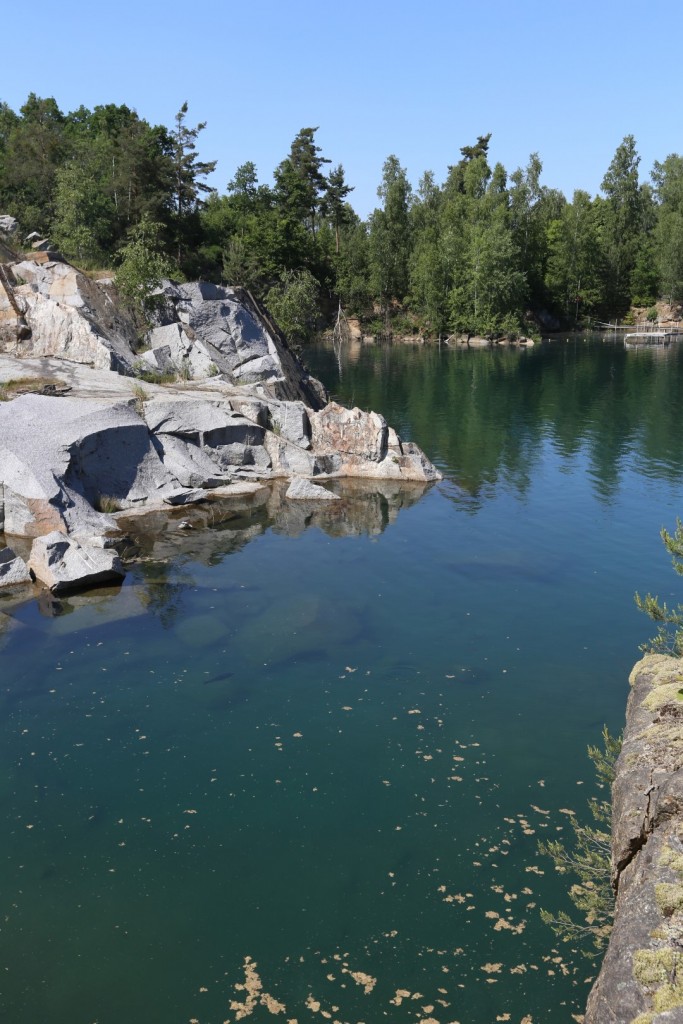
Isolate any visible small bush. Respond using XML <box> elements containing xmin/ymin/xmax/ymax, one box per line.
<box><xmin>131</xmin><ymin>362</ymin><xmax>177</xmax><ymax>386</ymax></box>
<box><xmin>538</xmin><ymin>727</ymin><xmax>621</xmax><ymax>957</ymax></box>
<box><xmin>95</xmin><ymin>495</ymin><xmax>123</xmax><ymax>513</ymax></box>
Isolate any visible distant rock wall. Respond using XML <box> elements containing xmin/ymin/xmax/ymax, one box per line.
<box><xmin>586</xmin><ymin>655</ymin><xmax>683</xmax><ymax>1024</ymax></box>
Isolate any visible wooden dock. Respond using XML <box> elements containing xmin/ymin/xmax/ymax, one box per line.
<box><xmin>596</xmin><ymin>321</ymin><xmax>683</xmax><ymax>345</ymax></box>
<box><xmin>624</xmin><ymin>330</ymin><xmax>681</xmax><ymax>344</ymax></box>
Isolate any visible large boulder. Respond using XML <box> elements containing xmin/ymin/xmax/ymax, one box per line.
<box><xmin>143</xmin><ymin>396</ymin><xmax>265</xmax><ymax>448</ymax></box>
<box><xmin>267</xmin><ymin>398</ymin><xmax>311</xmax><ymax>449</ymax></box>
<box><xmin>149</xmin><ymin>280</ymin><xmax>327</xmax><ymax>405</ymax></box>
<box><xmin>308</xmin><ymin>403</ymin><xmax>442</xmax><ymax>483</ymax></box>
<box><xmin>0</xmin><ymin>393</ymin><xmax>179</xmax><ymax>537</ymax></box>
<box><xmin>310</xmin><ymin>402</ymin><xmax>388</xmax><ymax>462</ymax></box>
<box><xmin>172</xmin><ymin>280</ymin><xmax>284</xmax><ymax>383</ymax></box>
<box><xmin>0</xmin><ymin>546</ymin><xmax>31</xmax><ymax>588</ymax></box>
<box><xmin>27</xmin><ymin>531</ymin><xmax>124</xmax><ymax>593</ymax></box>
<box><xmin>151</xmin><ymin>434</ymin><xmax>231</xmax><ymax>489</ymax></box>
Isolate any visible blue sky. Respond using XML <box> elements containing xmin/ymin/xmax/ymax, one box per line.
<box><xmin>3</xmin><ymin>0</ymin><xmax>682</xmax><ymax>217</ymax></box>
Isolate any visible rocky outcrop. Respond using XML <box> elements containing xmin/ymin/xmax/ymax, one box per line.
<box><xmin>0</xmin><ymin>216</ymin><xmax>18</xmax><ymax>238</ymax></box>
<box><xmin>586</xmin><ymin>655</ymin><xmax>683</xmax><ymax>1024</ymax></box>
<box><xmin>0</xmin><ymin>245</ymin><xmax>440</xmax><ymax>595</ymax></box>
<box><xmin>27</xmin><ymin>532</ymin><xmax>125</xmax><ymax>593</ymax></box>
<box><xmin>1</xmin><ymin>258</ymin><xmax>137</xmax><ymax>369</ymax></box>
<box><xmin>309</xmin><ymin>402</ymin><xmax>441</xmax><ymax>481</ymax></box>
<box><xmin>0</xmin><ymin>245</ymin><xmax>326</xmax><ymax>406</ymax></box>
<box><xmin>0</xmin><ymin>356</ymin><xmax>440</xmax><ymax>592</ymax></box>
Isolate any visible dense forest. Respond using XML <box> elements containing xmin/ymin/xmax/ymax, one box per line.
<box><xmin>2</xmin><ymin>93</ymin><xmax>683</xmax><ymax>341</ymax></box>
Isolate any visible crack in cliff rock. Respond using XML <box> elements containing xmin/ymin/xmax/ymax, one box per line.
<box><xmin>614</xmin><ymin>771</ymin><xmax>656</xmax><ymax>896</ymax></box>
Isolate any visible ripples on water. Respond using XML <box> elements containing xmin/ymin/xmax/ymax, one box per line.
<box><xmin>1</xmin><ymin>336</ymin><xmax>682</xmax><ymax>1023</ymax></box>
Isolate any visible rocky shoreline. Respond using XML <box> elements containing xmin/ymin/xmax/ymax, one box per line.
<box><xmin>0</xmin><ymin>237</ymin><xmax>440</xmax><ymax>596</ymax></box>
<box><xmin>586</xmin><ymin>655</ymin><xmax>683</xmax><ymax>1024</ymax></box>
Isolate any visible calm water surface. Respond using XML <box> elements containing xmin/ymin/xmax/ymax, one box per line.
<box><xmin>1</xmin><ymin>336</ymin><xmax>683</xmax><ymax>1023</ymax></box>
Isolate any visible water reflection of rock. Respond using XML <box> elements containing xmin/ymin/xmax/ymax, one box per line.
<box><xmin>267</xmin><ymin>477</ymin><xmax>432</xmax><ymax>538</ymax></box>
<box><xmin>23</xmin><ymin>478</ymin><xmax>433</xmax><ymax>624</ymax></box>
<box><xmin>116</xmin><ymin>489</ymin><xmax>271</xmax><ymax>567</ymax></box>
<box><xmin>117</xmin><ymin>477</ymin><xmax>431</xmax><ymax>561</ymax></box>
<box><xmin>0</xmin><ymin>609</ymin><xmax>19</xmax><ymax>650</ymax></box>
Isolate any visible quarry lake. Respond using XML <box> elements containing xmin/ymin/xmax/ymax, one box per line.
<box><xmin>2</xmin><ymin>335</ymin><xmax>683</xmax><ymax>1024</ymax></box>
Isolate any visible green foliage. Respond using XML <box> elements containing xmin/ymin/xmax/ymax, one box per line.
<box><xmin>0</xmin><ymin>376</ymin><xmax>61</xmax><ymax>401</ymax></box>
<box><xmin>266</xmin><ymin>268</ymin><xmax>320</xmax><ymax>343</ymax></box>
<box><xmin>170</xmin><ymin>102</ymin><xmax>217</xmax><ymax>273</ymax></box>
<box><xmin>52</xmin><ymin>153</ymin><xmax>116</xmax><ymax>265</ymax></box>
<box><xmin>544</xmin><ymin>190</ymin><xmax>605</xmax><ymax>322</ymax></box>
<box><xmin>369</xmin><ymin>155</ymin><xmax>412</xmax><ymax>313</ymax></box>
<box><xmin>538</xmin><ymin>726</ymin><xmax>621</xmax><ymax>957</ymax></box>
<box><xmin>6</xmin><ymin>93</ymin><xmax>683</xmax><ymax>336</ymax></box>
<box><xmin>0</xmin><ymin>93</ymin><xmax>66</xmax><ymax>231</ymax></box>
<box><xmin>131</xmin><ymin>363</ymin><xmax>179</xmax><ymax>385</ymax></box>
<box><xmin>600</xmin><ymin>135</ymin><xmax>643</xmax><ymax>310</ymax></box>
<box><xmin>115</xmin><ymin>217</ymin><xmax>176</xmax><ymax>326</ymax></box>
<box><xmin>274</xmin><ymin>127</ymin><xmax>330</xmax><ymax>238</ymax></box>
<box><xmin>322</xmin><ymin>163</ymin><xmax>354</xmax><ymax>253</ymax></box>
<box><xmin>630</xmin><ymin>239</ymin><xmax>660</xmax><ymax>307</ymax></box>
<box><xmin>334</xmin><ymin>220</ymin><xmax>372</xmax><ymax>315</ymax></box>
<box><xmin>636</xmin><ymin>518</ymin><xmax>683</xmax><ymax>655</ymax></box>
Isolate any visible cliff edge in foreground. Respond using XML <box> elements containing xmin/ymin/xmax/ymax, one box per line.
<box><xmin>586</xmin><ymin>655</ymin><xmax>683</xmax><ymax>1024</ymax></box>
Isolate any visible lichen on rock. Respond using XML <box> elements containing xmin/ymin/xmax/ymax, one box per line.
<box><xmin>586</xmin><ymin>656</ymin><xmax>683</xmax><ymax>1023</ymax></box>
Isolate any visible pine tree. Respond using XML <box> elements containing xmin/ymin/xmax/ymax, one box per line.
<box><xmin>170</xmin><ymin>102</ymin><xmax>217</xmax><ymax>266</ymax></box>
<box><xmin>274</xmin><ymin>127</ymin><xmax>330</xmax><ymax>237</ymax></box>
<box><xmin>322</xmin><ymin>164</ymin><xmax>353</xmax><ymax>253</ymax></box>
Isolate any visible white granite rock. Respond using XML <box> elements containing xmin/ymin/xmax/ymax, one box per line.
<box><xmin>0</xmin><ymin>393</ymin><xmax>178</xmax><ymax>537</ymax></box>
<box><xmin>28</xmin><ymin>531</ymin><xmax>124</xmax><ymax>593</ymax></box>
<box><xmin>0</xmin><ymin>215</ymin><xmax>18</xmax><ymax>238</ymax></box>
<box><xmin>0</xmin><ymin>546</ymin><xmax>31</xmax><ymax>587</ymax></box>
<box><xmin>267</xmin><ymin>399</ymin><xmax>311</xmax><ymax>449</ymax></box>
<box><xmin>142</xmin><ymin>322</ymin><xmax>216</xmax><ymax>378</ymax></box>
<box><xmin>162</xmin><ymin>488</ymin><xmax>207</xmax><ymax>506</ymax></box>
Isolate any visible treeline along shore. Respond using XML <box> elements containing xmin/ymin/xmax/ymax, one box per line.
<box><xmin>2</xmin><ymin>94</ymin><xmax>683</xmax><ymax>345</ymax></box>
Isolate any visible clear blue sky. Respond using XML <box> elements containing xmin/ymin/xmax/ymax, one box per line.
<box><xmin>3</xmin><ymin>0</ymin><xmax>682</xmax><ymax>217</ymax></box>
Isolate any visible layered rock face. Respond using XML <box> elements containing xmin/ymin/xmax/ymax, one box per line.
<box><xmin>0</xmin><ymin>245</ymin><xmax>325</xmax><ymax>405</ymax></box>
<box><xmin>0</xmin><ymin>243</ymin><xmax>441</xmax><ymax>594</ymax></box>
<box><xmin>586</xmin><ymin>655</ymin><xmax>683</xmax><ymax>1024</ymax></box>
<box><xmin>0</xmin><ymin>257</ymin><xmax>136</xmax><ymax>370</ymax></box>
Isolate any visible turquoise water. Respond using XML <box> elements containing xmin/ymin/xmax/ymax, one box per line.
<box><xmin>1</xmin><ymin>337</ymin><xmax>683</xmax><ymax>1023</ymax></box>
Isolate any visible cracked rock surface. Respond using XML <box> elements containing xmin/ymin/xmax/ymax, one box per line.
<box><xmin>586</xmin><ymin>655</ymin><xmax>683</xmax><ymax>1024</ymax></box>
<box><xmin>0</xmin><ymin>248</ymin><xmax>441</xmax><ymax>595</ymax></box>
